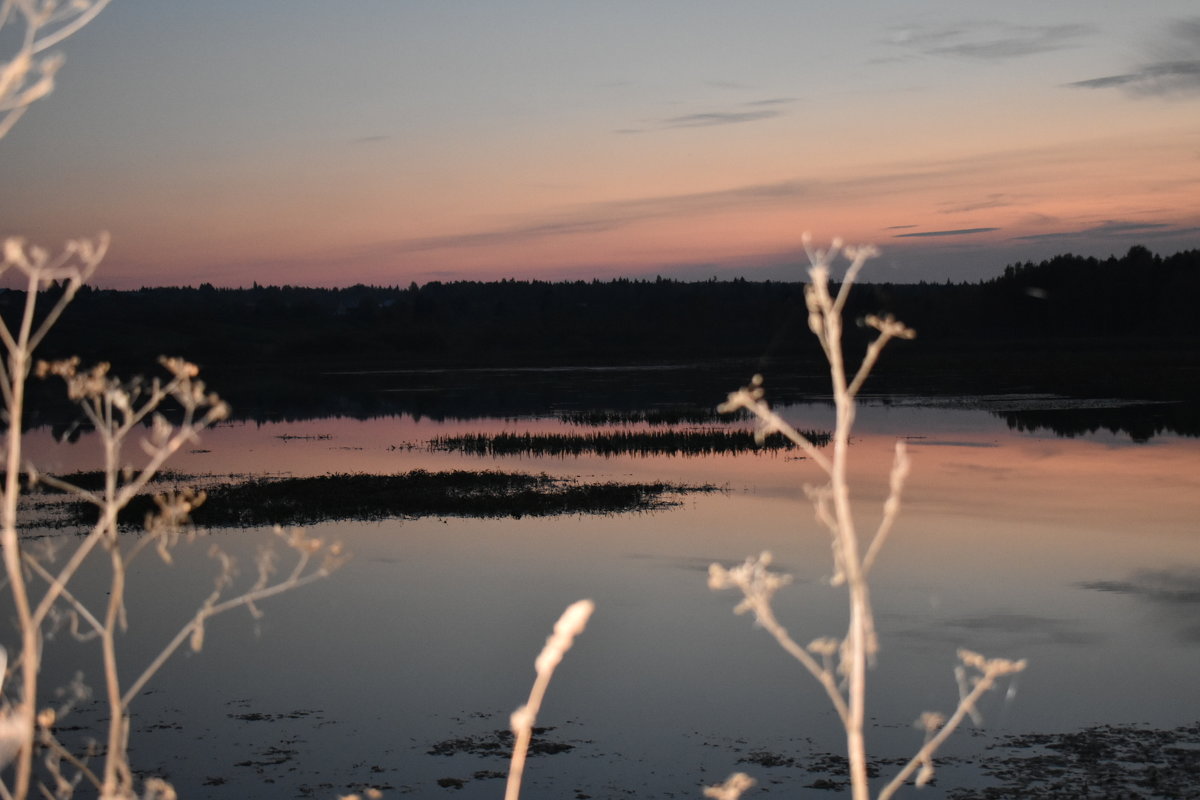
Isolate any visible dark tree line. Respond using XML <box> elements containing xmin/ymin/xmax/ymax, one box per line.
<box><xmin>876</xmin><ymin>245</ymin><xmax>1199</xmax><ymax>340</ymax></box>
<box><xmin>5</xmin><ymin>246</ymin><xmax>1198</xmax><ymax>404</ymax></box>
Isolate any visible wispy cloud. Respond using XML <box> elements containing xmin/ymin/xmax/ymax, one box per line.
<box><xmin>660</xmin><ymin>109</ymin><xmax>782</xmax><ymax>129</ymax></box>
<box><xmin>620</xmin><ymin>98</ymin><xmax>794</xmax><ymax>134</ymax></box>
<box><xmin>940</xmin><ymin>193</ymin><xmax>1018</xmax><ymax>214</ymax></box>
<box><xmin>390</xmin><ymin>178</ymin><xmax>816</xmax><ymax>252</ymax></box>
<box><xmin>386</xmin><ymin>163</ymin><xmax>994</xmax><ymax>254</ymax></box>
<box><xmin>1068</xmin><ymin>61</ymin><xmax>1200</xmax><ymax>95</ymax></box>
<box><xmin>884</xmin><ymin>21</ymin><xmax>1094</xmax><ymax>61</ymax></box>
<box><xmin>894</xmin><ymin>227</ymin><xmax>1000</xmax><ymax>238</ymax></box>
<box><xmin>1014</xmin><ymin>219</ymin><xmax>1180</xmax><ymax>242</ymax></box>
<box><xmin>1067</xmin><ymin>18</ymin><xmax>1200</xmax><ymax>97</ymax></box>
<box><xmin>349</xmin><ymin>139</ymin><xmax>1194</xmax><ymax>265</ymax></box>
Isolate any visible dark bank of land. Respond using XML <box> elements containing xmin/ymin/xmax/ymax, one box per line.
<box><xmin>10</xmin><ymin>245</ymin><xmax>1200</xmax><ymax>426</ymax></box>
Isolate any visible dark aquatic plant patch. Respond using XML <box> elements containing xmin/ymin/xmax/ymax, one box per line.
<box><xmin>947</xmin><ymin>722</ymin><xmax>1200</xmax><ymax>800</ymax></box>
<box><xmin>425</xmin><ymin>727</ymin><xmax>579</xmax><ymax>794</ymax></box>
<box><xmin>427</xmin><ymin>727</ymin><xmax>575</xmax><ymax>759</ymax></box>
<box><xmin>689</xmin><ymin>722</ymin><xmax>1200</xmax><ymax>798</ymax></box>
<box><xmin>429</xmin><ymin>428</ymin><xmax>830</xmax><ymax>458</ymax></box>
<box><xmin>58</xmin><ymin>469</ymin><xmax>716</xmax><ymax>528</ymax></box>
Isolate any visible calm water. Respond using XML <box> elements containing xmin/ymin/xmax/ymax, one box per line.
<box><xmin>15</xmin><ymin>371</ymin><xmax>1200</xmax><ymax>798</ymax></box>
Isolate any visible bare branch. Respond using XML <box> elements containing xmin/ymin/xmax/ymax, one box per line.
<box><xmin>876</xmin><ymin>652</ymin><xmax>1026</xmax><ymax>800</ymax></box>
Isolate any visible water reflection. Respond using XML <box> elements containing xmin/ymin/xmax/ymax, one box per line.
<box><xmin>860</xmin><ymin>393</ymin><xmax>1199</xmax><ymax>441</ymax></box>
<box><xmin>13</xmin><ymin>389</ymin><xmax>1200</xmax><ymax>798</ymax></box>
<box><xmin>27</xmin><ymin>361</ymin><xmax>1200</xmax><ymax>441</ymax></box>
<box><xmin>998</xmin><ymin>402</ymin><xmax>1200</xmax><ymax>442</ymax></box>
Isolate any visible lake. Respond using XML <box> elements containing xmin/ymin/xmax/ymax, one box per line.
<box><xmin>15</xmin><ymin>364</ymin><xmax>1200</xmax><ymax>798</ymax></box>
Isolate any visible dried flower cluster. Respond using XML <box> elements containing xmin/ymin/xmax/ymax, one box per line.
<box><xmin>0</xmin><ymin>5</ymin><xmax>342</xmax><ymax>797</ymax></box>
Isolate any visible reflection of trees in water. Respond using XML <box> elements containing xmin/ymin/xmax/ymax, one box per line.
<box><xmin>33</xmin><ymin>363</ymin><xmax>826</xmax><ymax>427</ymax></box>
<box><xmin>997</xmin><ymin>403</ymin><xmax>1200</xmax><ymax>442</ymax></box>
<box><xmin>32</xmin><ymin>361</ymin><xmax>1200</xmax><ymax>442</ymax></box>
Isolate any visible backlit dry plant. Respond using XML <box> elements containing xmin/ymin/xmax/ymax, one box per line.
<box><xmin>1</xmin><ymin>254</ymin><xmax>347</xmax><ymax>800</ymax></box>
<box><xmin>711</xmin><ymin>237</ymin><xmax>1026</xmax><ymax>799</ymax></box>
<box><xmin>0</xmin><ymin>4</ymin><xmax>343</xmax><ymax>798</ymax></box>
<box><xmin>19</xmin><ymin>356</ymin><xmax>346</xmax><ymax>799</ymax></box>
<box><xmin>504</xmin><ymin>599</ymin><xmax>594</xmax><ymax>800</ymax></box>
<box><xmin>0</xmin><ymin>0</ymin><xmax>113</xmax><ymax>140</ymax></box>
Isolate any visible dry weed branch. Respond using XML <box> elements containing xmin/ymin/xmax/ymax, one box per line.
<box><xmin>712</xmin><ymin>239</ymin><xmax>1023</xmax><ymax>799</ymax></box>
<box><xmin>0</xmin><ymin>8</ymin><xmax>345</xmax><ymax>797</ymax></box>
<box><xmin>505</xmin><ymin>599</ymin><xmax>594</xmax><ymax>800</ymax></box>
<box><xmin>7</xmin><ymin>359</ymin><xmax>346</xmax><ymax>799</ymax></box>
<box><xmin>0</xmin><ymin>0</ymin><xmax>113</xmax><ymax>137</ymax></box>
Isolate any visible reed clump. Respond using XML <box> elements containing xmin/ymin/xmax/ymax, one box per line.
<box><xmin>559</xmin><ymin>406</ymin><xmax>744</xmax><ymax>426</ymax></box>
<box><xmin>430</xmin><ymin>427</ymin><xmax>830</xmax><ymax>458</ymax></box>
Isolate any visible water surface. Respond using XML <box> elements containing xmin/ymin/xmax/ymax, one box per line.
<box><xmin>17</xmin><ymin>382</ymin><xmax>1200</xmax><ymax>798</ymax></box>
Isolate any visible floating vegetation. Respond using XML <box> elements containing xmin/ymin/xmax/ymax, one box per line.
<box><xmin>429</xmin><ymin>427</ymin><xmax>830</xmax><ymax>458</ymax></box>
<box><xmin>947</xmin><ymin>722</ymin><xmax>1200</xmax><ymax>800</ymax></box>
<box><xmin>61</xmin><ymin>469</ymin><xmax>716</xmax><ymax>528</ymax></box>
<box><xmin>427</xmin><ymin>727</ymin><xmax>574</xmax><ymax>759</ymax></box>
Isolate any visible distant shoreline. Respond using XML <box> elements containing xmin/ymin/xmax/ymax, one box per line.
<box><xmin>10</xmin><ymin>246</ymin><xmax>1195</xmax><ymax>405</ymax></box>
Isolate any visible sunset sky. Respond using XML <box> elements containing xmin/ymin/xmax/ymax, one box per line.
<box><xmin>2</xmin><ymin>1</ymin><xmax>1198</xmax><ymax>288</ymax></box>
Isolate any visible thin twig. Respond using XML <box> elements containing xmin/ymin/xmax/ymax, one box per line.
<box><xmin>861</xmin><ymin>441</ymin><xmax>910</xmax><ymax>576</ymax></box>
<box><xmin>876</xmin><ymin>653</ymin><xmax>1026</xmax><ymax>800</ymax></box>
<box><xmin>120</xmin><ymin>562</ymin><xmax>334</xmax><ymax>709</ymax></box>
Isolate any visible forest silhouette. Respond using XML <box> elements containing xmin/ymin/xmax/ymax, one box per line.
<box><xmin>9</xmin><ymin>246</ymin><xmax>1199</xmax><ymax>425</ymax></box>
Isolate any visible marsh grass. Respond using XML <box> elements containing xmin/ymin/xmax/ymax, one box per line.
<box><xmin>53</xmin><ymin>469</ymin><xmax>717</xmax><ymax>527</ymax></box>
<box><xmin>430</xmin><ymin>427</ymin><xmax>830</xmax><ymax>458</ymax></box>
<box><xmin>559</xmin><ymin>406</ymin><xmax>746</xmax><ymax>426</ymax></box>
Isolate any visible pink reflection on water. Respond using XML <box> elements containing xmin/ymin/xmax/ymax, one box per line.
<box><xmin>13</xmin><ymin>401</ymin><xmax>1200</xmax><ymax>797</ymax></box>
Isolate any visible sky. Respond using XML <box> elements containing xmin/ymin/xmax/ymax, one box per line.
<box><xmin>1</xmin><ymin>0</ymin><xmax>1198</xmax><ymax>288</ymax></box>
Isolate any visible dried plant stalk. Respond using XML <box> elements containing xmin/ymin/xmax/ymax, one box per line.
<box><xmin>505</xmin><ymin>599</ymin><xmax>594</xmax><ymax>800</ymax></box>
<box><xmin>0</xmin><ymin>8</ymin><xmax>343</xmax><ymax>797</ymax></box>
<box><xmin>713</xmin><ymin>237</ymin><xmax>1024</xmax><ymax>798</ymax></box>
